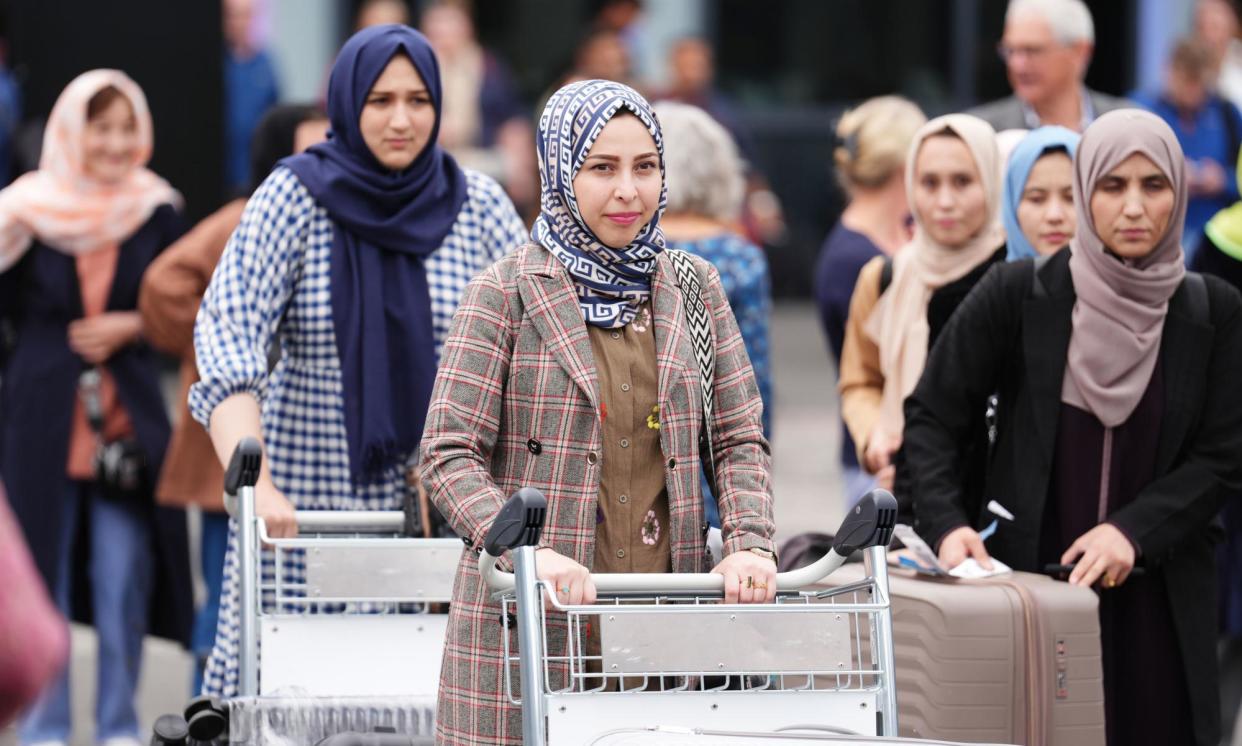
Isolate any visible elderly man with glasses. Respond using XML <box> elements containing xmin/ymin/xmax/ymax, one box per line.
<box><xmin>971</xmin><ymin>0</ymin><xmax>1130</xmax><ymax>133</ymax></box>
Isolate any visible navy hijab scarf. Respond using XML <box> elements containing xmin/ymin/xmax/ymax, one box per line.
<box><xmin>281</xmin><ymin>25</ymin><xmax>467</xmax><ymax>484</ymax></box>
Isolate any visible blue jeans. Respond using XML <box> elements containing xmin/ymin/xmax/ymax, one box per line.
<box><xmin>19</xmin><ymin>480</ymin><xmax>153</xmax><ymax>744</ymax></box>
<box><xmin>192</xmin><ymin>511</ymin><xmax>230</xmax><ymax>694</ymax></box>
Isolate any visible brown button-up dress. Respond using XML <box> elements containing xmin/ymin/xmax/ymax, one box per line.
<box><xmin>587</xmin><ymin>303</ymin><xmax>672</xmax><ymax>574</ymax></box>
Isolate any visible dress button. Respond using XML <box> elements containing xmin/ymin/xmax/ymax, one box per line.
<box><xmin>620</xmin><ymin>438</ymin><xmax>629</xmax><ymax>448</ymax></box>
<box><xmin>616</xmin><ymin>549</ymin><xmax>626</xmax><ymax>558</ymax></box>
<box><xmin>586</xmin><ymin>451</ymin><xmax>598</xmax><ymax>465</ymax></box>
<box><xmin>667</xmin><ymin>457</ymin><xmax>677</xmax><ymax>469</ymax></box>
<box><xmin>527</xmin><ymin>438</ymin><xmax>542</xmax><ymax>455</ymax></box>
<box><xmin>619</xmin><ymin>494</ymin><xmax>628</xmax><ymax>504</ymax></box>
<box><xmin>621</xmin><ymin>383</ymin><xmax>630</xmax><ymax>392</ymax></box>
<box><xmin>610</xmin><ymin>331</ymin><xmax>621</xmax><ymax>340</ymax></box>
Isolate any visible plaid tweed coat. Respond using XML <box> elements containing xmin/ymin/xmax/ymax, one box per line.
<box><xmin>419</xmin><ymin>243</ymin><xmax>774</xmax><ymax>744</ymax></box>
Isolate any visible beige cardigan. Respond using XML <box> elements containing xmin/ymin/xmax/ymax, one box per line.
<box><xmin>838</xmin><ymin>255</ymin><xmax>886</xmax><ymax>465</ymax></box>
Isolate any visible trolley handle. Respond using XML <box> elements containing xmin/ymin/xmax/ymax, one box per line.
<box><xmin>478</xmin><ymin>488</ymin><xmax>898</xmax><ymax>593</ymax></box>
<box><xmin>223</xmin><ymin>437</ymin><xmax>262</xmax><ymax>496</ymax></box>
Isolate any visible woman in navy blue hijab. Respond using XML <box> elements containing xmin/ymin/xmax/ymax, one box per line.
<box><xmin>190</xmin><ymin>24</ymin><xmax>527</xmax><ymax>697</ymax></box>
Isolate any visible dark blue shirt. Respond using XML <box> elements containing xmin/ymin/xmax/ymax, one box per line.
<box><xmin>1133</xmin><ymin>91</ymin><xmax>1242</xmax><ymax>260</ymax></box>
<box><xmin>224</xmin><ymin>48</ymin><xmax>281</xmax><ymax>193</ymax></box>
<box><xmin>814</xmin><ymin>221</ymin><xmax>883</xmax><ymax>468</ymax></box>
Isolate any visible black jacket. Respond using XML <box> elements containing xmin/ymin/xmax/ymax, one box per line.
<box><xmin>904</xmin><ymin>249</ymin><xmax>1242</xmax><ymax>746</ymax></box>
<box><xmin>889</xmin><ymin>246</ymin><xmax>1006</xmax><ymax>523</ymax></box>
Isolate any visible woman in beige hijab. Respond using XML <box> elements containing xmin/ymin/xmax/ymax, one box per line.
<box><xmin>838</xmin><ymin>113</ymin><xmax>1006</xmax><ymax>519</ymax></box>
<box><xmin>905</xmin><ymin>109</ymin><xmax>1242</xmax><ymax>746</ymax></box>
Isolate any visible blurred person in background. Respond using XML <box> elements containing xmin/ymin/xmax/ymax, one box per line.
<box><xmin>1134</xmin><ymin>37</ymin><xmax>1242</xmax><ymax>262</ymax></box>
<box><xmin>908</xmin><ymin>109</ymin><xmax>1242</xmax><ymax>746</ymax></box>
<box><xmin>592</xmin><ymin>0</ymin><xmax>648</xmax><ymax>85</ymax></box>
<box><xmin>1001</xmin><ymin>125</ymin><xmax>1080</xmax><ymax>259</ymax></box>
<box><xmin>138</xmin><ymin>103</ymin><xmax>327</xmax><ymax>695</ymax></box>
<box><xmin>421</xmin><ymin>1</ymin><xmax>537</xmax><ymax>213</ymax></box>
<box><xmin>223</xmin><ymin>0</ymin><xmax>281</xmax><ymax>195</ymax></box>
<box><xmin>654</xmin><ymin>100</ymin><xmax>772</xmax><ymax>530</ymax></box>
<box><xmin>972</xmin><ymin>0</ymin><xmax>1128</xmax><ymax>133</ymax></box>
<box><xmin>0</xmin><ymin>478</ymin><xmax>69</xmax><ymax>729</ymax></box>
<box><xmin>838</xmin><ymin>114</ymin><xmax>1006</xmax><ymax>522</ymax></box>
<box><xmin>659</xmin><ymin>37</ymin><xmax>757</xmax><ymax>163</ymax></box>
<box><xmin>656</xmin><ymin>37</ymin><xmax>785</xmax><ymax>248</ymax></box>
<box><xmin>993</xmin><ymin>127</ymin><xmax>1030</xmax><ymax>172</ymax></box>
<box><xmin>0</xmin><ymin>24</ymin><xmax>19</xmax><ymax>188</ymax></box>
<box><xmin>1194</xmin><ymin>0</ymin><xmax>1242</xmax><ymax>110</ymax></box>
<box><xmin>191</xmin><ymin>25</ymin><xmax>527</xmax><ymax>697</ymax></box>
<box><xmin>571</xmin><ymin>29</ymin><xmax>634</xmax><ymax>88</ymax></box>
<box><xmin>813</xmin><ymin>96</ymin><xmax>925</xmax><ymax>507</ymax></box>
<box><xmin>355</xmin><ymin>0</ymin><xmax>410</xmax><ymax>30</ymax></box>
<box><xmin>0</xmin><ymin>70</ymin><xmax>190</xmax><ymax>746</ymax></box>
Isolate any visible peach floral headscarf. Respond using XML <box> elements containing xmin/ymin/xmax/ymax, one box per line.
<box><xmin>0</xmin><ymin>69</ymin><xmax>181</xmax><ymax>271</ymax></box>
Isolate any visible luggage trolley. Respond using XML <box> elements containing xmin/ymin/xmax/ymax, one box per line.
<box><xmin>224</xmin><ymin>438</ymin><xmax>459</xmax><ymax>745</ymax></box>
<box><xmin>478</xmin><ymin>487</ymin><xmax>906</xmax><ymax>745</ymax></box>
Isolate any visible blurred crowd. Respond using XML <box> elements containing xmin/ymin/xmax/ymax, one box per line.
<box><xmin>3</xmin><ymin>0</ymin><xmax>1242</xmax><ymax>745</ymax></box>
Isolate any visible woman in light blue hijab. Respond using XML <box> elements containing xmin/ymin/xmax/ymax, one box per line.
<box><xmin>1002</xmin><ymin>126</ymin><xmax>1081</xmax><ymax>260</ymax></box>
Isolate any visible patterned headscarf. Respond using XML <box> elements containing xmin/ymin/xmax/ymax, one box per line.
<box><xmin>532</xmin><ymin>79</ymin><xmax>667</xmax><ymax>328</ymax></box>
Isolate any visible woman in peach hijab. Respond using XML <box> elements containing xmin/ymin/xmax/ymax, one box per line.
<box><xmin>0</xmin><ymin>69</ymin><xmax>189</xmax><ymax>746</ymax></box>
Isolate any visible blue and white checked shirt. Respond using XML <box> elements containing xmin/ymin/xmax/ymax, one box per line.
<box><xmin>193</xmin><ymin>165</ymin><xmax>526</xmax><ymax>698</ymax></box>
<box><xmin>190</xmin><ymin>165</ymin><xmax>527</xmax><ymax>511</ymax></box>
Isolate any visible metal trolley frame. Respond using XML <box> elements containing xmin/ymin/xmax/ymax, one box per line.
<box><xmin>224</xmin><ymin>439</ymin><xmax>458</xmax><ymax>744</ymax></box>
<box><xmin>478</xmin><ymin>488</ymin><xmax>900</xmax><ymax>745</ymax></box>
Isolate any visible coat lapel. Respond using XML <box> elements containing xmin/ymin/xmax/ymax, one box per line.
<box><xmin>1155</xmin><ymin>286</ymin><xmax>1213</xmax><ymax>473</ymax></box>
<box><xmin>516</xmin><ymin>246</ymin><xmax>600</xmax><ymax>411</ymax></box>
<box><xmin>651</xmin><ymin>253</ymin><xmax>693</xmax><ymax>411</ymax></box>
<box><xmin>1021</xmin><ymin>256</ymin><xmax>1074</xmax><ymax>475</ymax></box>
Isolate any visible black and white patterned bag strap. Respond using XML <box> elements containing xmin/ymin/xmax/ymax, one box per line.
<box><xmin>667</xmin><ymin>249</ymin><xmax>717</xmax><ymax>490</ymax></box>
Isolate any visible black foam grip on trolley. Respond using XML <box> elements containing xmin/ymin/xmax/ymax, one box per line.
<box><xmin>223</xmin><ymin>437</ymin><xmax>263</xmax><ymax>496</ymax></box>
<box><xmin>182</xmin><ymin>694</ymin><xmax>227</xmax><ymax>742</ymax></box>
<box><xmin>483</xmin><ymin>487</ymin><xmax>548</xmax><ymax>556</ymax></box>
<box><xmin>832</xmin><ymin>489</ymin><xmax>899</xmax><ymax>556</ymax></box>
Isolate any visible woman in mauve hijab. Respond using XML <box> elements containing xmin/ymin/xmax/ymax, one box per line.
<box><xmin>905</xmin><ymin>109</ymin><xmax>1242</xmax><ymax>746</ymax></box>
<box><xmin>190</xmin><ymin>25</ymin><xmax>527</xmax><ymax>698</ymax></box>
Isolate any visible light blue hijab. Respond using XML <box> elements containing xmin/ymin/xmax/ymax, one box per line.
<box><xmin>1002</xmin><ymin>126</ymin><xmax>1081</xmax><ymax>260</ymax></box>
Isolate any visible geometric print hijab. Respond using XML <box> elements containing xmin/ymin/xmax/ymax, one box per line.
<box><xmin>532</xmin><ymin>79</ymin><xmax>667</xmax><ymax>328</ymax></box>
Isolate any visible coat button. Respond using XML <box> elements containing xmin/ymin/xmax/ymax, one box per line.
<box><xmin>616</xmin><ymin>549</ymin><xmax>626</xmax><ymax>558</ymax></box>
<box><xmin>620</xmin><ymin>438</ymin><xmax>630</xmax><ymax>448</ymax></box>
<box><xmin>667</xmin><ymin>457</ymin><xmax>677</xmax><ymax>469</ymax></box>
<box><xmin>621</xmin><ymin>383</ymin><xmax>631</xmax><ymax>392</ymax></box>
<box><xmin>619</xmin><ymin>494</ymin><xmax>628</xmax><ymax>504</ymax></box>
<box><xmin>586</xmin><ymin>451</ymin><xmax>598</xmax><ymax>465</ymax></box>
<box><xmin>611</xmin><ymin>331</ymin><xmax>621</xmax><ymax>340</ymax></box>
<box><xmin>527</xmin><ymin>438</ymin><xmax>542</xmax><ymax>455</ymax></box>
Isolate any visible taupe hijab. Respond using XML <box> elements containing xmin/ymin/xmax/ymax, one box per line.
<box><xmin>1062</xmin><ymin>109</ymin><xmax>1187</xmax><ymax>427</ymax></box>
<box><xmin>865</xmin><ymin>113</ymin><xmax>1004</xmax><ymax>439</ymax></box>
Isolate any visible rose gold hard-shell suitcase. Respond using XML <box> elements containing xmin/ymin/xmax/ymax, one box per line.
<box><xmin>822</xmin><ymin>565</ymin><xmax>1105</xmax><ymax>746</ymax></box>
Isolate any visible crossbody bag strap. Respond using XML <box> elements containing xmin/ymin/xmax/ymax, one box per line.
<box><xmin>666</xmin><ymin>249</ymin><xmax>718</xmax><ymax>495</ymax></box>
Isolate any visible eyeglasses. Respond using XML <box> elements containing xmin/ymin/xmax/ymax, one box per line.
<box><xmin>997</xmin><ymin>43</ymin><xmax>1053</xmax><ymax>62</ymax></box>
